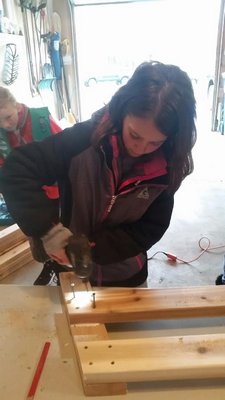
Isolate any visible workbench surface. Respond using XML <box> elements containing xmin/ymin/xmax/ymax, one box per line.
<box><xmin>1</xmin><ymin>285</ymin><xmax>225</xmax><ymax>400</ymax></box>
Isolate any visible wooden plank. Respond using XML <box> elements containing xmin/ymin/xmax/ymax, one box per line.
<box><xmin>60</xmin><ymin>272</ymin><xmax>225</xmax><ymax>396</ymax></box>
<box><xmin>0</xmin><ymin>224</ymin><xmax>27</xmax><ymax>255</ymax></box>
<box><xmin>59</xmin><ymin>273</ymin><xmax>225</xmax><ymax>324</ymax></box>
<box><xmin>0</xmin><ymin>241</ymin><xmax>33</xmax><ymax>280</ymax></box>
<box><xmin>59</xmin><ymin>272</ymin><xmax>127</xmax><ymax>396</ymax></box>
<box><xmin>59</xmin><ymin>270</ymin><xmax>92</xmax><ymax>297</ymax></box>
<box><xmin>77</xmin><ymin>333</ymin><xmax>225</xmax><ymax>384</ymax></box>
<box><xmin>71</xmin><ymin>324</ymin><xmax>127</xmax><ymax>396</ymax></box>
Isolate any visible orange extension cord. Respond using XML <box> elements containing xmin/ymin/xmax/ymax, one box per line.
<box><xmin>148</xmin><ymin>236</ymin><xmax>225</xmax><ymax>264</ymax></box>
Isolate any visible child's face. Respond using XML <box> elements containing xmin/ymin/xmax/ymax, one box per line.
<box><xmin>122</xmin><ymin>115</ymin><xmax>167</xmax><ymax>157</ymax></box>
<box><xmin>0</xmin><ymin>102</ymin><xmax>20</xmax><ymax>131</ymax></box>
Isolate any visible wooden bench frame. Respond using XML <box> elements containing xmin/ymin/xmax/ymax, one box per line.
<box><xmin>60</xmin><ymin>272</ymin><xmax>225</xmax><ymax>397</ymax></box>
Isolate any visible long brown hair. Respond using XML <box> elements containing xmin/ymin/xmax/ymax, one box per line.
<box><xmin>92</xmin><ymin>61</ymin><xmax>197</xmax><ymax>193</ymax></box>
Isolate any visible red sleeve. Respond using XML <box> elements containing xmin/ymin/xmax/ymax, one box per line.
<box><xmin>49</xmin><ymin>115</ymin><xmax>62</xmax><ymax>135</ymax></box>
<box><xmin>44</xmin><ymin>115</ymin><xmax>61</xmax><ymax>199</ymax></box>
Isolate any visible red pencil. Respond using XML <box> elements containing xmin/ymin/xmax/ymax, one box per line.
<box><xmin>27</xmin><ymin>341</ymin><xmax>51</xmax><ymax>400</ymax></box>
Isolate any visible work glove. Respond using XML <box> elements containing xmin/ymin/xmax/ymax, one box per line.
<box><xmin>42</xmin><ymin>223</ymin><xmax>73</xmax><ymax>255</ymax></box>
<box><xmin>29</xmin><ymin>223</ymin><xmax>73</xmax><ymax>263</ymax></box>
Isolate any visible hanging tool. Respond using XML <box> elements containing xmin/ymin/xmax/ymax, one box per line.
<box><xmin>49</xmin><ymin>31</ymin><xmax>61</xmax><ymax>80</ymax></box>
<box><xmin>20</xmin><ymin>5</ymin><xmax>38</xmax><ymax>95</ymax></box>
<box><xmin>60</xmin><ymin>40</ymin><xmax>76</xmax><ymax>124</ymax></box>
<box><xmin>19</xmin><ymin>0</ymin><xmax>47</xmax><ymax>13</ymax></box>
<box><xmin>2</xmin><ymin>43</ymin><xmax>19</xmax><ymax>85</ymax></box>
<box><xmin>48</xmin><ymin>30</ymin><xmax>65</xmax><ymax>120</ymax></box>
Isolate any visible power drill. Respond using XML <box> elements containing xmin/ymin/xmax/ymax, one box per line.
<box><xmin>65</xmin><ymin>233</ymin><xmax>93</xmax><ymax>282</ymax></box>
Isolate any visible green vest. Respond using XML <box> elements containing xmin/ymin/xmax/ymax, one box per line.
<box><xmin>29</xmin><ymin>107</ymin><xmax>52</xmax><ymax>141</ymax></box>
<box><xmin>0</xmin><ymin>107</ymin><xmax>52</xmax><ymax>160</ymax></box>
<box><xmin>0</xmin><ymin>107</ymin><xmax>53</xmax><ymax>225</ymax></box>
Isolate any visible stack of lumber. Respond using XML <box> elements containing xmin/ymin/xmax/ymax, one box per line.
<box><xmin>0</xmin><ymin>224</ymin><xmax>33</xmax><ymax>280</ymax></box>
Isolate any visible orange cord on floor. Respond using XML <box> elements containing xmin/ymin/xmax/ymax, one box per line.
<box><xmin>148</xmin><ymin>236</ymin><xmax>225</xmax><ymax>264</ymax></box>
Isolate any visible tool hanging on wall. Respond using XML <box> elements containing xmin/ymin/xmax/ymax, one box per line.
<box><xmin>50</xmin><ymin>10</ymin><xmax>76</xmax><ymax>123</ymax></box>
<box><xmin>2</xmin><ymin>43</ymin><xmax>19</xmax><ymax>85</ymax></box>
<box><xmin>48</xmin><ymin>30</ymin><xmax>64</xmax><ymax>120</ymax></box>
<box><xmin>19</xmin><ymin>3</ymin><xmax>76</xmax><ymax>122</ymax></box>
<box><xmin>38</xmin><ymin>13</ymin><xmax>56</xmax><ymax>92</ymax></box>
<box><xmin>19</xmin><ymin>1</ymin><xmax>44</xmax><ymax>96</ymax></box>
<box><xmin>49</xmin><ymin>12</ymin><xmax>76</xmax><ymax>124</ymax></box>
<box><xmin>20</xmin><ymin>0</ymin><xmax>60</xmax><ymax>96</ymax></box>
<box><xmin>60</xmin><ymin>40</ymin><xmax>76</xmax><ymax>124</ymax></box>
<box><xmin>49</xmin><ymin>31</ymin><xmax>62</xmax><ymax>81</ymax></box>
<box><xmin>19</xmin><ymin>0</ymin><xmax>47</xmax><ymax>13</ymax></box>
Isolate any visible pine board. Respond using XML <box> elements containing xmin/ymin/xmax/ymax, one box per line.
<box><xmin>59</xmin><ymin>272</ymin><xmax>225</xmax><ymax>396</ymax></box>
<box><xmin>0</xmin><ymin>241</ymin><xmax>33</xmax><ymax>280</ymax></box>
<box><xmin>77</xmin><ymin>333</ymin><xmax>225</xmax><ymax>383</ymax></box>
<box><xmin>59</xmin><ymin>273</ymin><xmax>225</xmax><ymax>324</ymax></box>
<box><xmin>0</xmin><ymin>224</ymin><xmax>27</xmax><ymax>255</ymax></box>
<box><xmin>59</xmin><ymin>272</ymin><xmax>127</xmax><ymax>396</ymax></box>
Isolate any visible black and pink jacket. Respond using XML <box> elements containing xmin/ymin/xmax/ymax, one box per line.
<box><xmin>0</xmin><ymin>113</ymin><xmax>174</xmax><ymax>286</ymax></box>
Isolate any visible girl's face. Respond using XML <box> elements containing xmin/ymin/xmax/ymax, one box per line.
<box><xmin>0</xmin><ymin>102</ymin><xmax>20</xmax><ymax>131</ymax></box>
<box><xmin>122</xmin><ymin>115</ymin><xmax>167</xmax><ymax>157</ymax></box>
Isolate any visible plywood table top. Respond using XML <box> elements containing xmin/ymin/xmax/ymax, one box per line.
<box><xmin>0</xmin><ymin>285</ymin><xmax>225</xmax><ymax>399</ymax></box>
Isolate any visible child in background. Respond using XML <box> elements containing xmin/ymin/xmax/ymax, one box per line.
<box><xmin>0</xmin><ymin>86</ymin><xmax>68</xmax><ymax>285</ymax></box>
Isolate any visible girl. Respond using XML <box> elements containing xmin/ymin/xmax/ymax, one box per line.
<box><xmin>0</xmin><ymin>61</ymin><xmax>197</xmax><ymax>287</ymax></box>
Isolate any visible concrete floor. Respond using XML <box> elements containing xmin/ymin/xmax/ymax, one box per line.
<box><xmin>1</xmin><ymin>96</ymin><xmax>225</xmax><ymax>288</ymax></box>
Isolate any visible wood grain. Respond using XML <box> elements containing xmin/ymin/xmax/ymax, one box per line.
<box><xmin>0</xmin><ymin>224</ymin><xmax>27</xmax><ymax>255</ymax></box>
<box><xmin>0</xmin><ymin>241</ymin><xmax>33</xmax><ymax>280</ymax></box>
<box><xmin>59</xmin><ymin>272</ymin><xmax>127</xmax><ymax>396</ymax></box>
<box><xmin>77</xmin><ymin>333</ymin><xmax>225</xmax><ymax>383</ymax></box>
<box><xmin>59</xmin><ymin>273</ymin><xmax>225</xmax><ymax>324</ymax></box>
<box><xmin>59</xmin><ymin>272</ymin><xmax>225</xmax><ymax>395</ymax></box>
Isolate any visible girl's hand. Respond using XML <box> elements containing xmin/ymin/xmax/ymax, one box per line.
<box><xmin>49</xmin><ymin>248</ymin><xmax>71</xmax><ymax>265</ymax></box>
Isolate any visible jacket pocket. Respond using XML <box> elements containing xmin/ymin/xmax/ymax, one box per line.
<box><xmin>92</xmin><ymin>252</ymin><xmax>147</xmax><ymax>285</ymax></box>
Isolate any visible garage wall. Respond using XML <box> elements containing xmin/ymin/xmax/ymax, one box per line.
<box><xmin>1</xmin><ymin>0</ymin><xmax>79</xmax><ymax>124</ymax></box>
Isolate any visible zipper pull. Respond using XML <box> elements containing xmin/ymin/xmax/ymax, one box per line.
<box><xmin>135</xmin><ymin>180</ymin><xmax>141</xmax><ymax>186</ymax></box>
<box><xmin>107</xmin><ymin>195</ymin><xmax>116</xmax><ymax>213</ymax></box>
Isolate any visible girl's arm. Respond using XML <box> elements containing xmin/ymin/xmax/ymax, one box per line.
<box><xmin>91</xmin><ymin>190</ymin><xmax>174</xmax><ymax>264</ymax></box>
<box><xmin>0</xmin><ymin>121</ymin><xmax>92</xmax><ymax>237</ymax></box>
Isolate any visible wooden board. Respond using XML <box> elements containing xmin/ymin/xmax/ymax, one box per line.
<box><xmin>59</xmin><ymin>273</ymin><xmax>225</xmax><ymax>324</ymax></box>
<box><xmin>0</xmin><ymin>241</ymin><xmax>33</xmax><ymax>280</ymax></box>
<box><xmin>0</xmin><ymin>224</ymin><xmax>27</xmax><ymax>255</ymax></box>
<box><xmin>77</xmin><ymin>333</ymin><xmax>225</xmax><ymax>383</ymax></box>
<box><xmin>59</xmin><ymin>272</ymin><xmax>127</xmax><ymax>396</ymax></box>
<box><xmin>59</xmin><ymin>272</ymin><xmax>225</xmax><ymax>396</ymax></box>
